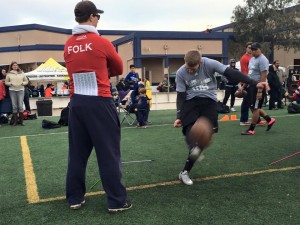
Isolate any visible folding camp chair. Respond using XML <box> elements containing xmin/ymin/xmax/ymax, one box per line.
<box><xmin>117</xmin><ymin>90</ymin><xmax>137</xmax><ymax>126</ymax></box>
<box><xmin>119</xmin><ymin>104</ymin><xmax>137</xmax><ymax>126</ymax></box>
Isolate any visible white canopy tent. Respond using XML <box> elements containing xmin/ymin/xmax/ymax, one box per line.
<box><xmin>25</xmin><ymin>58</ymin><xmax>69</xmax><ymax>81</ymax></box>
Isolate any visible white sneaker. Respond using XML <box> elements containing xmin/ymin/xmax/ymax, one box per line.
<box><xmin>179</xmin><ymin>170</ymin><xmax>193</xmax><ymax>185</ymax></box>
<box><xmin>70</xmin><ymin>200</ymin><xmax>85</xmax><ymax>210</ymax></box>
<box><xmin>189</xmin><ymin>146</ymin><xmax>202</xmax><ymax>161</ymax></box>
<box><xmin>230</xmin><ymin>107</ymin><xmax>236</xmax><ymax>112</ymax></box>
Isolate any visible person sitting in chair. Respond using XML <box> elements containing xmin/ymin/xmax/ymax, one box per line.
<box><xmin>285</xmin><ymin>86</ymin><xmax>300</xmax><ymax>104</ymax></box>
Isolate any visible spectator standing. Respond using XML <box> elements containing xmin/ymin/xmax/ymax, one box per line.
<box><xmin>39</xmin><ymin>84</ymin><xmax>45</xmax><ymax>97</ymax></box>
<box><xmin>0</xmin><ymin>69</ymin><xmax>6</xmax><ymax>117</ymax></box>
<box><xmin>64</xmin><ymin>0</ymin><xmax>131</xmax><ymax>212</ymax></box>
<box><xmin>136</xmin><ymin>87</ymin><xmax>149</xmax><ymax>128</ymax></box>
<box><xmin>0</xmin><ymin>68</ymin><xmax>12</xmax><ymax>115</ymax></box>
<box><xmin>144</xmin><ymin>75</ymin><xmax>152</xmax><ymax>109</ymax></box>
<box><xmin>239</xmin><ymin>42</ymin><xmax>252</xmax><ymax>125</ymax></box>
<box><xmin>241</xmin><ymin>42</ymin><xmax>276</xmax><ymax>135</ymax></box>
<box><xmin>268</xmin><ymin>64</ymin><xmax>282</xmax><ymax>110</ymax></box>
<box><xmin>5</xmin><ymin>61</ymin><xmax>28</xmax><ymax>126</ymax></box>
<box><xmin>273</xmin><ymin>60</ymin><xmax>286</xmax><ymax>107</ymax></box>
<box><xmin>125</xmin><ymin>65</ymin><xmax>139</xmax><ymax>90</ymax></box>
<box><xmin>23</xmin><ymin>78</ymin><xmax>31</xmax><ymax>112</ymax></box>
<box><xmin>0</xmin><ymin>71</ymin><xmax>5</xmax><ymax>127</ymax></box>
<box><xmin>222</xmin><ymin>59</ymin><xmax>239</xmax><ymax>112</ymax></box>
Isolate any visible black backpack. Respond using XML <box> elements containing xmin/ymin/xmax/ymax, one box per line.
<box><xmin>287</xmin><ymin>103</ymin><xmax>300</xmax><ymax>113</ymax></box>
<box><xmin>58</xmin><ymin>105</ymin><xmax>69</xmax><ymax>126</ymax></box>
<box><xmin>42</xmin><ymin>119</ymin><xmax>61</xmax><ymax>129</ymax></box>
<box><xmin>0</xmin><ymin>114</ymin><xmax>9</xmax><ymax>124</ymax></box>
<box><xmin>217</xmin><ymin>101</ymin><xmax>230</xmax><ymax>113</ymax></box>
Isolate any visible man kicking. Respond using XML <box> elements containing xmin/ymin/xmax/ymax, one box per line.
<box><xmin>174</xmin><ymin>50</ymin><xmax>268</xmax><ymax>185</ymax></box>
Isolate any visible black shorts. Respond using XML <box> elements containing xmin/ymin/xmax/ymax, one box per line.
<box><xmin>180</xmin><ymin>97</ymin><xmax>218</xmax><ymax>135</ymax></box>
<box><xmin>245</xmin><ymin>85</ymin><xmax>266</xmax><ymax>109</ymax></box>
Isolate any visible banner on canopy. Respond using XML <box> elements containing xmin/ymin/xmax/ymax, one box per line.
<box><xmin>25</xmin><ymin>58</ymin><xmax>69</xmax><ymax>81</ymax></box>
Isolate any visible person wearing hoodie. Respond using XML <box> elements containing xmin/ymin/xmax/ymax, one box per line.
<box><xmin>222</xmin><ymin>59</ymin><xmax>239</xmax><ymax>112</ymax></box>
<box><xmin>267</xmin><ymin>64</ymin><xmax>282</xmax><ymax>110</ymax></box>
<box><xmin>125</xmin><ymin>65</ymin><xmax>139</xmax><ymax>90</ymax></box>
<box><xmin>5</xmin><ymin>61</ymin><xmax>28</xmax><ymax>126</ymax></box>
<box><xmin>64</xmin><ymin>0</ymin><xmax>131</xmax><ymax>213</ymax></box>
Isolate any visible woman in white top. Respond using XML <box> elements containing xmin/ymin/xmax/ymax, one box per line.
<box><xmin>5</xmin><ymin>61</ymin><xmax>28</xmax><ymax>126</ymax></box>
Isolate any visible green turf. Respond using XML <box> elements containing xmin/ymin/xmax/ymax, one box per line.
<box><xmin>0</xmin><ymin>107</ymin><xmax>299</xmax><ymax>225</ymax></box>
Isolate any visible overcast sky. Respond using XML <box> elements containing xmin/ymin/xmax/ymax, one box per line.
<box><xmin>0</xmin><ymin>0</ymin><xmax>245</xmax><ymax>31</ymax></box>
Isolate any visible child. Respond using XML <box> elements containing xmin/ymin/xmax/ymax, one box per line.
<box><xmin>136</xmin><ymin>87</ymin><xmax>149</xmax><ymax>128</ymax></box>
<box><xmin>285</xmin><ymin>86</ymin><xmax>300</xmax><ymax>104</ymax></box>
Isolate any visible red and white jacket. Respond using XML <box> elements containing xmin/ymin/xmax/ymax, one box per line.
<box><xmin>64</xmin><ymin>25</ymin><xmax>123</xmax><ymax>97</ymax></box>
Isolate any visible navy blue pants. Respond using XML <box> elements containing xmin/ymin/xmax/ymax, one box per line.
<box><xmin>240</xmin><ymin>94</ymin><xmax>249</xmax><ymax>123</ymax></box>
<box><xmin>137</xmin><ymin>109</ymin><xmax>147</xmax><ymax>126</ymax></box>
<box><xmin>222</xmin><ymin>85</ymin><xmax>238</xmax><ymax>108</ymax></box>
<box><xmin>66</xmin><ymin>94</ymin><xmax>127</xmax><ymax>208</ymax></box>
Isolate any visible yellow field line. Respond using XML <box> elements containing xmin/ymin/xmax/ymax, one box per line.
<box><xmin>20</xmin><ymin>136</ymin><xmax>40</xmax><ymax>203</ymax></box>
<box><xmin>36</xmin><ymin>165</ymin><xmax>300</xmax><ymax>204</ymax></box>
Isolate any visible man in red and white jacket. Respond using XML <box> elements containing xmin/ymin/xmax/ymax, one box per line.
<box><xmin>64</xmin><ymin>0</ymin><xmax>131</xmax><ymax>213</ymax></box>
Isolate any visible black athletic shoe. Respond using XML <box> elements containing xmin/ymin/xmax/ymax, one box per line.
<box><xmin>107</xmin><ymin>200</ymin><xmax>132</xmax><ymax>213</ymax></box>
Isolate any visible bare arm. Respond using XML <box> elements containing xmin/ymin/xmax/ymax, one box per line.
<box><xmin>260</xmin><ymin>70</ymin><xmax>267</xmax><ymax>82</ymax></box>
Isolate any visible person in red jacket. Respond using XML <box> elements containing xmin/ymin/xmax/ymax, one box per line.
<box><xmin>45</xmin><ymin>83</ymin><xmax>54</xmax><ymax>97</ymax></box>
<box><xmin>64</xmin><ymin>1</ymin><xmax>131</xmax><ymax>212</ymax></box>
<box><xmin>239</xmin><ymin>42</ymin><xmax>253</xmax><ymax>125</ymax></box>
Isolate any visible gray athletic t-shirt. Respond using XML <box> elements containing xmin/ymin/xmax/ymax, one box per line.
<box><xmin>176</xmin><ymin>57</ymin><xmax>227</xmax><ymax>101</ymax></box>
<box><xmin>248</xmin><ymin>54</ymin><xmax>269</xmax><ymax>82</ymax></box>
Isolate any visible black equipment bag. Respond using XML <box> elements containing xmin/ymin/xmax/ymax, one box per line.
<box><xmin>42</xmin><ymin>119</ymin><xmax>61</xmax><ymax>129</ymax></box>
<box><xmin>287</xmin><ymin>103</ymin><xmax>300</xmax><ymax>113</ymax></box>
<box><xmin>217</xmin><ymin>101</ymin><xmax>230</xmax><ymax>113</ymax></box>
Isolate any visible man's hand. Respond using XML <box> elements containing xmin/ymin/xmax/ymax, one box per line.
<box><xmin>173</xmin><ymin>119</ymin><xmax>182</xmax><ymax>128</ymax></box>
<box><xmin>257</xmin><ymin>82</ymin><xmax>270</xmax><ymax>92</ymax></box>
<box><xmin>256</xmin><ymin>82</ymin><xmax>267</xmax><ymax>100</ymax></box>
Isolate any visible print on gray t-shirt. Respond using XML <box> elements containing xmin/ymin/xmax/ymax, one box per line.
<box><xmin>176</xmin><ymin>57</ymin><xmax>227</xmax><ymax>101</ymax></box>
<box><xmin>248</xmin><ymin>54</ymin><xmax>269</xmax><ymax>82</ymax></box>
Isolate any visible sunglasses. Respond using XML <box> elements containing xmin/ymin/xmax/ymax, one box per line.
<box><xmin>93</xmin><ymin>14</ymin><xmax>100</xmax><ymax>20</ymax></box>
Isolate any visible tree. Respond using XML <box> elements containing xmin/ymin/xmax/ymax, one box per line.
<box><xmin>231</xmin><ymin>0</ymin><xmax>300</xmax><ymax>57</ymax></box>
<box><xmin>228</xmin><ymin>41</ymin><xmax>245</xmax><ymax>61</ymax></box>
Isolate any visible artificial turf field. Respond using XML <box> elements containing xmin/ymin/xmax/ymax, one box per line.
<box><xmin>0</xmin><ymin>107</ymin><xmax>299</xmax><ymax>225</ymax></box>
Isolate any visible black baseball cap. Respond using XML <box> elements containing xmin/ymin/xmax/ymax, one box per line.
<box><xmin>74</xmin><ymin>1</ymin><xmax>104</xmax><ymax>17</ymax></box>
<box><xmin>251</xmin><ymin>42</ymin><xmax>261</xmax><ymax>50</ymax></box>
